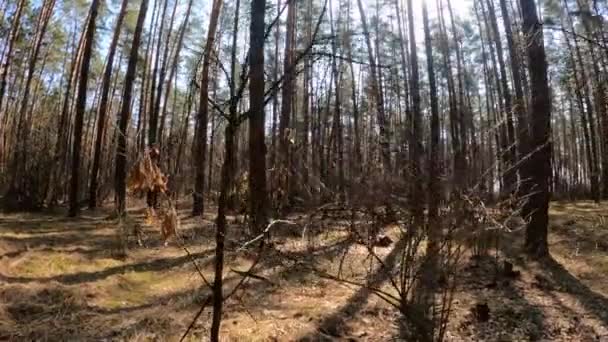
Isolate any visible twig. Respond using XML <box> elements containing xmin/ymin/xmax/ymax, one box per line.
<box><xmin>182</xmin><ymin>246</ymin><xmax>213</xmax><ymax>289</ymax></box>
<box><xmin>236</xmin><ymin>219</ymin><xmax>297</xmax><ymax>252</ymax></box>
<box><xmin>179</xmin><ymin>295</ymin><xmax>212</xmax><ymax>342</ymax></box>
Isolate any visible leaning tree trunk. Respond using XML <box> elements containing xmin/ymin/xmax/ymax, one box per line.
<box><xmin>10</xmin><ymin>0</ymin><xmax>56</xmax><ymax>198</ymax></box>
<box><xmin>115</xmin><ymin>0</ymin><xmax>150</xmax><ymax>216</ymax></box>
<box><xmin>89</xmin><ymin>0</ymin><xmax>128</xmax><ymax>209</ymax></box>
<box><xmin>0</xmin><ymin>0</ymin><xmax>25</xmax><ymax>121</ymax></box>
<box><xmin>69</xmin><ymin>0</ymin><xmax>100</xmax><ymax>217</ymax></box>
<box><xmin>193</xmin><ymin>0</ymin><xmax>223</xmax><ymax>216</ymax></box>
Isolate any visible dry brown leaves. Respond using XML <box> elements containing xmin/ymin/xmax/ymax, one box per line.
<box><xmin>127</xmin><ymin>149</ymin><xmax>168</xmax><ymax>195</ymax></box>
<box><xmin>160</xmin><ymin>206</ymin><xmax>179</xmax><ymax>245</ymax></box>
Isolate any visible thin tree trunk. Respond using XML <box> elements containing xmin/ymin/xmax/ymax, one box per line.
<box><xmin>499</xmin><ymin>0</ymin><xmax>530</xmax><ymax>200</ymax></box>
<box><xmin>193</xmin><ymin>0</ymin><xmax>223</xmax><ymax>216</ymax></box>
<box><xmin>11</xmin><ymin>0</ymin><xmax>56</xmax><ymax>198</ymax></box>
<box><xmin>486</xmin><ymin>0</ymin><xmax>516</xmax><ymax>194</ymax></box>
<box><xmin>0</xmin><ymin>0</ymin><xmax>25</xmax><ymax>121</ymax></box>
<box><xmin>115</xmin><ymin>0</ymin><xmax>150</xmax><ymax>216</ymax></box>
<box><xmin>356</xmin><ymin>0</ymin><xmax>391</xmax><ymax>172</ymax></box>
<box><xmin>278</xmin><ymin>0</ymin><xmax>296</xmax><ymax>206</ymax></box>
<box><xmin>89</xmin><ymin>0</ymin><xmax>129</xmax><ymax>209</ymax></box>
<box><xmin>69</xmin><ymin>0</ymin><xmax>100</xmax><ymax>216</ymax></box>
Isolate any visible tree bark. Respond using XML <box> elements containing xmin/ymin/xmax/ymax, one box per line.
<box><xmin>89</xmin><ymin>0</ymin><xmax>129</xmax><ymax>209</ymax></box>
<box><xmin>69</xmin><ymin>0</ymin><xmax>100</xmax><ymax>216</ymax></box>
<box><xmin>407</xmin><ymin>0</ymin><xmax>423</xmax><ymax>226</ymax></box>
<box><xmin>248</xmin><ymin>0</ymin><xmax>269</xmax><ymax>233</ymax></box>
<box><xmin>193</xmin><ymin>0</ymin><xmax>223</xmax><ymax>216</ymax></box>
<box><xmin>278</xmin><ymin>0</ymin><xmax>296</xmax><ymax>206</ymax></box>
<box><xmin>356</xmin><ymin>0</ymin><xmax>391</xmax><ymax>172</ymax></box>
<box><xmin>115</xmin><ymin>0</ymin><xmax>150</xmax><ymax>216</ymax></box>
<box><xmin>0</xmin><ymin>0</ymin><xmax>25</xmax><ymax>121</ymax></box>
<box><xmin>521</xmin><ymin>0</ymin><xmax>550</xmax><ymax>258</ymax></box>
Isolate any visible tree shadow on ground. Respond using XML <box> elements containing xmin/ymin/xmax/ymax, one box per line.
<box><xmin>0</xmin><ymin>248</ymin><xmax>214</xmax><ymax>285</ymax></box>
<box><xmin>492</xmin><ymin>228</ymin><xmax>608</xmax><ymax>338</ymax></box>
<box><xmin>459</xmin><ymin>254</ymin><xmax>547</xmax><ymax>341</ymax></box>
<box><xmin>295</xmin><ymin>236</ymin><xmax>408</xmax><ymax>341</ymax></box>
<box><xmin>542</xmin><ymin>256</ymin><xmax>608</xmax><ymax>326</ymax></box>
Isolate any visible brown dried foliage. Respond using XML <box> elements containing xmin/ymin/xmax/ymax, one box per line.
<box><xmin>160</xmin><ymin>205</ymin><xmax>179</xmax><ymax>245</ymax></box>
<box><xmin>127</xmin><ymin>149</ymin><xmax>168</xmax><ymax>196</ymax></box>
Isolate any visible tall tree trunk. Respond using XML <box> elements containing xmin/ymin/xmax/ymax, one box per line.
<box><xmin>438</xmin><ymin>0</ymin><xmax>463</xmax><ymax>190</ymax></box>
<box><xmin>148</xmin><ymin>0</ymin><xmax>168</xmax><ymax>147</ymax></box>
<box><xmin>193</xmin><ymin>0</ymin><xmax>223</xmax><ymax>216</ymax></box>
<box><xmin>561</xmin><ymin>0</ymin><xmax>600</xmax><ymax>201</ymax></box>
<box><xmin>46</xmin><ymin>9</ymin><xmax>85</xmax><ymax>204</ymax></box>
<box><xmin>115</xmin><ymin>0</ymin><xmax>150</xmax><ymax>216</ymax></box>
<box><xmin>278</xmin><ymin>0</ymin><xmax>296</xmax><ymax>206</ymax></box>
<box><xmin>329</xmin><ymin>0</ymin><xmax>344</xmax><ymax>199</ymax></box>
<box><xmin>270</xmin><ymin>0</ymin><xmax>280</xmax><ymax>174</ymax></box>
<box><xmin>89</xmin><ymin>0</ymin><xmax>129</xmax><ymax>209</ymax></box>
<box><xmin>486</xmin><ymin>0</ymin><xmax>516</xmax><ymax>194</ymax></box>
<box><xmin>447</xmin><ymin>0</ymin><xmax>469</xmax><ymax>187</ymax></box>
<box><xmin>356</xmin><ymin>0</ymin><xmax>391</xmax><ymax>172</ymax></box>
<box><xmin>154</xmin><ymin>0</ymin><xmax>179</xmax><ymax>148</ymax></box>
<box><xmin>499</xmin><ymin>0</ymin><xmax>530</xmax><ymax>200</ymax></box>
<box><xmin>421</xmin><ymin>0</ymin><xmax>441</xmax><ymax>332</ymax></box>
<box><xmin>301</xmin><ymin>0</ymin><xmax>313</xmax><ymax>194</ymax></box>
<box><xmin>248</xmin><ymin>0</ymin><xmax>269</xmax><ymax>233</ymax></box>
<box><xmin>69</xmin><ymin>0</ymin><xmax>100</xmax><ymax>216</ymax></box>
<box><xmin>572</xmin><ymin>0</ymin><xmax>607</xmax><ymax>200</ymax></box>
<box><xmin>11</xmin><ymin>0</ymin><xmax>56</xmax><ymax>197</ymax></box>
<box><xmin>424</xmin><ymin>0</ymin><xmax>440</xmax><ymax>236</ymax></box>
<box><xmin>346</xmin><ymin>0</ymin><xmax>361</xmax><ymax>178</ymax></box>
<box><xmin>521</xmin><ymin>0</ymin><xmax>550</xmax><ymax>258</ymax></box>
<box><xmin>0</xmin><ymin>0</ymin><xmax>25</xmax><ymax>121</ymax></box>
<box><xmin>158</xmin><ymin>0</ymin><xmax>194</xmax><ymax>145</ymax></box>
<box><xmin>209</xmin><ymin>5</ymin><xmax>240</xmax><ymax>334</ymax></box>
<box><xmin>407</xmin><ymin>0</ymin><xmax>423</xmax><ymax>225</ymax></box>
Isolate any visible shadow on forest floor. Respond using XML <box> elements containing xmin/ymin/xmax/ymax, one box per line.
<box><xmin>0</xmin><ymin>201</ymin><xmax>608</xmax><ymax>340</ymax></box>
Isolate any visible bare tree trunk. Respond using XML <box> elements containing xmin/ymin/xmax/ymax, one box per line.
<box><xmin>521</xmin><ymin>0</ymin><xmax>550</xmax><ymax>257</ymax></box>
<box><xmin>148</xmin><ymin>0</ymin><xmax>168</xmax><ymax>148</ymax></box>
<box><xmin>486</xmin><ymin>0</ymin><xmax>516</xmax><ymax>195</ymax></box>
<box><xmin>438</xmin><ymin>0</ymin><xmax>463</xmax><ymax>190</ymax></box>
<box><xmin>248</xmin><ymin>0</ymin><xmax>269</xmax><ymax>233</ymax></box>
<box><xmin>356</xmin><ymin>0</ymin><xmax>391</xmax><ymax>172</ymax></box>
<box><xmin>89</xmin><ymin>0</ymin><xmax>128</xmax><ymax>209</ymax></box>
<box><xmin>193</xmin><ymin>0</ymin><xmax>223</xmax><ymax>216</ymax></box>
<box><xmin>11</xmin><ymin>0</ymin><xmax>56</xmax><ymax>200</ymax></box>
<box><xmin>0</xmin><ymin>0</ymin><xmax>25</xmax><ymax>121</ymax></box>
<box><xmin>424</xmin><ymin>0</ymin><xmax>440</xmax><ymax>237</ymax></box>
<box><xmin>561</xmin><ymin>0</ymin><xmax>600</xmax><ymax>202</ymax></box>
<box><xmin>329</xmin><ymin>0</ymin><xmax>344</xmax><ymax>200</ymax></box>
<box><xmin>499</xmin><ymin>0</ymin><xmax>530</xmax><ymax>201</ymax></box>
<box><xmin>407</xmin><ymin>0</ymin><xmax>423</xmax><ymax>226</ymax></box>
<box><xmin>346</xmin><ymin>0</ymin><xmax>361</xmax><ymax>179</ymax></box>
<box><xmin>69</xmin><ymin>0</ymin><xmax>100</xmax><ymax>216</ymax></box>
<box><xmin>158</xmin><ymin>0</ymin><xmax>194</xmax><ymax>145</ymax></box>
<box><xmin>115</xmin><ymin>0</ymin><xmax>150</xmax><ymax>216</ymax></box>
<box><xmin>278</xmin><ymin>0</ymin><xmax>296</xmax><ymax>206</ymax></box>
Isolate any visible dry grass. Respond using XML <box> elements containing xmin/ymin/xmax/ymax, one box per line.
<box><xmin>0</xmin><ymin>200</ymin><xmax>607</xmax><ymax>340</ymax></box>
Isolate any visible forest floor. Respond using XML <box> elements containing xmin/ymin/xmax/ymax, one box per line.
<box><xmin>0</xmin><ymin>200</ymin><xmax>607</xmax><ymax>341</ymax></box>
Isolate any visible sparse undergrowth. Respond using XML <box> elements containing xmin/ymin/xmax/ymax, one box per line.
<box><xmin>0</xmin><ymin>200</ymin><xmax>607</xmax><ymax>341</ymax></box>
